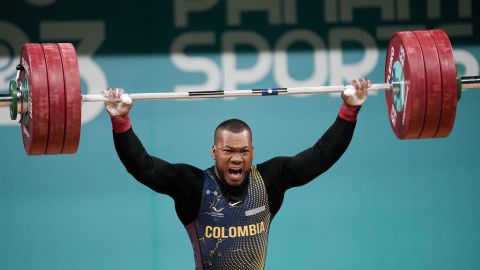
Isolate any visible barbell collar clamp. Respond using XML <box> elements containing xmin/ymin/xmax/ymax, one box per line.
<box><xmin>0</xmin><ymin>81</ymin><xmax>27</xmax><ymax>120</ymax></box>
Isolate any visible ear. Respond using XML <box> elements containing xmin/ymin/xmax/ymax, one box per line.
<box><xmin>251</xmin><ymin>146</ymin><xmax>255</xmax><ymax>159</ymax></box>
<box><xmin>211</xmin><ymin>145</ymin><xmax>216</xmax><ymax>159</ymax></box>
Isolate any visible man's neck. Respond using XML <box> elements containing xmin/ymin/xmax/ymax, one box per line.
<box><xmin>210</xmin><ymin>166</ymin><xmax>249</xmax><ymax>202</ymax></box>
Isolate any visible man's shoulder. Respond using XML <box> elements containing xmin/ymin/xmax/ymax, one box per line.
<box><xmin>172</xmin><ymin>163</ymin><xmax>206</xmax><ymax>177</ymax></box>
<box><xmin>256</xmin><ymin>156</ymin><xmax>291</xmax><ymax>172</ymax></box>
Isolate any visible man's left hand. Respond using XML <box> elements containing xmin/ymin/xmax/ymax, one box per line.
<box><xmin>342</xmin><ymin>78</ymin><xmax>370</xmax><ymax>107</ymax></box>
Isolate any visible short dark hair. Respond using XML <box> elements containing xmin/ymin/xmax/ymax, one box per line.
<box><xmin>214</xmin><ymin>119</ymin><xmax>252</xmax><ymax>142</ymax></box>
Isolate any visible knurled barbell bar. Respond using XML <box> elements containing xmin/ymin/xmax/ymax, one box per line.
<box><xmin>0</xmin><ymin>29</ymin><xmax>479</xmax><ymax>155</ymax></box>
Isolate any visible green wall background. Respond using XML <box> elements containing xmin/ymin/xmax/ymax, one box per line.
<box><xmin>1</xmin><ymin>1</ymin><xmax>480</xmax><ymax>269</ymax></box>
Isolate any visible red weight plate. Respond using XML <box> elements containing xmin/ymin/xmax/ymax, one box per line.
<box><xmin>20</xmin><ymin>44</ymin><xmax>49</xmax><ymax>155</ymax></box>
<box><xmin>42</xmin><ymin>44</ymin><xmax>66</xmax><ymax>154</ymax></box>
<box><xmin>428</xmin><ymin>29</ymin><xmax>458</xmax><ymax>138</ymax></box>
<box><xmin>58</xmin><ymin>43</ymin><xmax>81</xmax><ymax>154</ymax></box>
<box><xmin>385</xmin><ymin>31</ymin><xmax>426</xmax><ymax>139</ymax></box>
<box><xmin>413</xmin><ymin>31</ymin><xmax>442</xmax><ymax>139</ymax></box>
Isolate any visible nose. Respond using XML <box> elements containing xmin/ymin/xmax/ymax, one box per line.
<box><xmin>231</xmin><ymin>152</ymin><xmax>242</xmax><ymax>163</ymax></box>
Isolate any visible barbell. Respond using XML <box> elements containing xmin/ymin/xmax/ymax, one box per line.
<box><xmin>0</xmin><ymin>29</ymin><xmax>479</xmax><ymax>155</ymax></box>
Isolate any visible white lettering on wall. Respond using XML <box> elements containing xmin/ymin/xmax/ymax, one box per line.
<box><xmin>455</xmin><ymin>49</ymin><xmax>479</xmax><ymax>77</ymax></box>
<box><xmin>171</xmin><ymin>32</ymin><xmax>221</xmax><ymax>92</ymax></box>
<box><xmin>274</xmin><ymin>29</ymin><xmax>327</xmax><ymax>89</ymax></box>
<box><xmin>328</xmin><ymin>28</ymin><xmax>379</xmax><ymax>86</ymax></box>
<box><xmin>227</xmin><ymin>0</ymin><xmax>281</xmax><ymax>26</ymax></box>
<box><xmin>427</xmin><ymin>0</ymin><xmax>471</xmax><ymax>19</ymax></box>
<box><xmin>325</xmin><ymin>0</ymin><xmax>397</xmax><ymax>22</ymax></box>
<box><xmin>174</xmin><ymin>0</ymin><xmax>219</xmax><ymax>28</ymax></box>
<box><xmin>222</xmin><ymin>31</ymin><xmax>271</xmax><ymax>90</ymax></box>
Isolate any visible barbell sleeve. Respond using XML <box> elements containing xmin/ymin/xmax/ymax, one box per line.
<box><xmin>461</xmin><ymin>76</ymin><xmax>480</xmax><ymax>90</ymax></box>
<box><xmin>0</xmin><ymin>95</ymin><xmax>12</xmax><ymax>107</ymax></box>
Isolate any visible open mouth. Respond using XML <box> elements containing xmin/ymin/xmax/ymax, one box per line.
<box><xmin>228</xmin><ymin>168</ymin><xmax>243</xmax><ymax>176</ymax></box>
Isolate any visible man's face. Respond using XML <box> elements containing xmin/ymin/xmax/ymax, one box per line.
<box><xmin>211</xmin><ymin>129</ymin><xmax>254</xmax><ymax>186</ymax></box>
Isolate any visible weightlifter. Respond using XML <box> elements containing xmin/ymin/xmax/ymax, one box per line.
<box><xmin>103</xmin><ymin>78</ymin><xmax>370</xmax><ymax>269</ymax></box>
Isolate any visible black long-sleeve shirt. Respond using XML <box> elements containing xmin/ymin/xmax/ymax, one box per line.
<box><xmin>113</xmin><ymin>116</ymin><xmax>355</xmax><ymax>225</ymax></box>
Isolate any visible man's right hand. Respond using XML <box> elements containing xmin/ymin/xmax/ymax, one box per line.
<box><xmin>103</xmin><ymin>88</ymin><xmax>133</xmax><ymax>117</ymax></box>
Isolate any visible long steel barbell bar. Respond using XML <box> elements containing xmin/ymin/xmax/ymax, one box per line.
<box><xmin>1</xmin><ymin>76</ymin><xmax>479</xmax><ymax>108</ymax></box>
<box><xmin>81</xmin><ymin>83</ymin><xmax>391</xmax><ymax>102</ymax></box>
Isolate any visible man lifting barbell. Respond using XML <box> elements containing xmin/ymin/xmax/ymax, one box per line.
<box><xmin>102</xmin><ymin>78</ymin><xmax>369</xmax><ymax>269</ymax></box>
<box><xmin>0</xmin><ymin>28</ymin><xmax>479</xmax><ymax>268</ymax></box>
